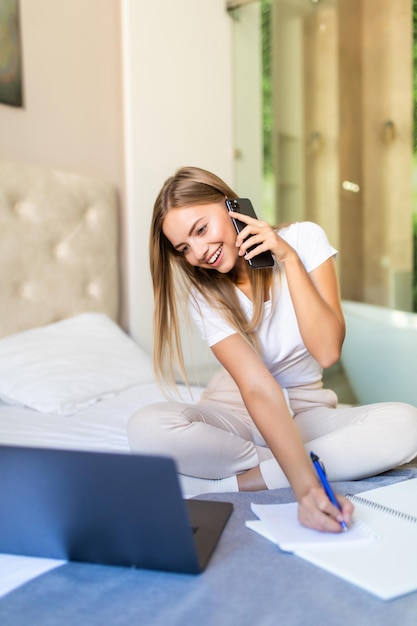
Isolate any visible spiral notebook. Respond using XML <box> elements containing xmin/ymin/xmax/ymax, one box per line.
<box><xmin>247</xmin><ymin>478</ymin><xmax>417</xmax><ymax>600</ymax></box>
<box><xmin>295</xmin><ymin>478</ymin><xmax>417</xmax><ymax>600</ymax></box>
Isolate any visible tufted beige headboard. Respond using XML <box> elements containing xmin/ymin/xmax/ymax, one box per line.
<box><xmin>0</xmin><ymin>161</ymin><xmax>120</xmax><ymax>339</ymax></box>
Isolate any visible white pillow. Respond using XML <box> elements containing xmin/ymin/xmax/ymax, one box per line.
<box><xmin>0</xmin><ymin>313</ymin><xmax>154</xmax><ymax>415</ymax></box>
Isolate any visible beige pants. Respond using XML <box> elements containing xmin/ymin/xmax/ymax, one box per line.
<box><xmin>128</xmin><ymin>368</ymin><xmax>417</xmax><ymax>489</ymax></box>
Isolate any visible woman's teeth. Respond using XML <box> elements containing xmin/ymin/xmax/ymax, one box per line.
<box><xmin>208</xmin><ymin>245</ymin><xmax>223</xmax><ymax>264</ymax></box>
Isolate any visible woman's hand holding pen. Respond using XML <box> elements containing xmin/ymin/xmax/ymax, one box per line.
<box><xmin>297</xmin><ymin>485</ymin><xmax>353</xmax><ymax>533</ymax></box>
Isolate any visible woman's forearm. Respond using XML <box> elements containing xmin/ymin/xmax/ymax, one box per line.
<box><xmin>242</xmin><ymin>385</ymin><xmax>318</xmax><ymax>500</ymax></box>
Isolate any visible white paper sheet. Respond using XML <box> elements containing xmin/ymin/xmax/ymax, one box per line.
<box><xmin>0</xmin><ymin>554</ymin><xmax>66</xmax><ymax>598</ymax></box>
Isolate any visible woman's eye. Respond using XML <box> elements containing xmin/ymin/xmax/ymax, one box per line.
<box><xmin>179</xmin><ymin>245</ymin><xmax>189</xmax><ymax>256</ymax></box>
<box><xmin>197</xmin><ymin>224</ymin><xmax>207</xmax><ymax>236</ymax></box>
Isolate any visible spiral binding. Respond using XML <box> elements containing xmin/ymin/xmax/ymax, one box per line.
<box><xmin>346</xmin><ymin>494</ymin><xmax>417</xmax><ymax>525</ymax></box>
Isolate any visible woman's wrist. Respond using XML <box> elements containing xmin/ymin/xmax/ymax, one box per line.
<box><xmin>290</xmin><ymin>467</ymin><xmax>320</xmax><ymax>503</ymax></box>
<box><xmin>278</xmin><ymin>246</ymin><xmax>301</xmax><ymax>268</ymax></box>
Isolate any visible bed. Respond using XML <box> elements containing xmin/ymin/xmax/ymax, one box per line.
<box><xmin>0</xmin><ymin>160</ymin><xmax>200</xmax><ymax>445</ymax></box>
<box><xmin>0</xmin><ymin>160</ymin><xmax>416</xmax><ymax>625</ymax></box>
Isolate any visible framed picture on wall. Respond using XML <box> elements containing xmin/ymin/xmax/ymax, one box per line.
<box><xmin>0</xmin><ymin>0</ymin><xmax>24</xmax><ymax>107</ymax></box>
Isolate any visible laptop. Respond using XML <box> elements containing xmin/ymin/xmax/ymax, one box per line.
<box><xmin>0</xmin><ymin>445</ymin><xmax>233</xmax><ymax>574</ymax></box>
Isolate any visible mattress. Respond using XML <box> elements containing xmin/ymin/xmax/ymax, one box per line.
<box><xmin>0</xmin><ymin>383</ymin><xmax>199</xmax><ymax>452</ymax></box>
<box><xmin>0</xmin><ymin>383</ymin><xmax>203</xmax><ymax>495</ymax></box>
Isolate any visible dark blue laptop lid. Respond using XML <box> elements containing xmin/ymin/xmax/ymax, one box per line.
<box><xmin>0</xmin><ymin>445</ymin><xmax>232</xmax><ymax>574</ymax></box>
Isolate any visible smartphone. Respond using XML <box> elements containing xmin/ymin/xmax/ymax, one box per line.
<box><xmin>225</xmin><ymin>198</ymin><xmax>274</xmax><ymax>269</ymax></box>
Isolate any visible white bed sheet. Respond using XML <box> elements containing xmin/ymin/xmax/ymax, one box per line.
<box><xmin>0</xmin><ymin>383</ymin><xmax>202</xmax><ymax>455</ymax></box>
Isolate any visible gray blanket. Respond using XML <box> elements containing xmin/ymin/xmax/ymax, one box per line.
<box><xmin>1</xmin><ymin>468</ymin><xmax>416</xmax><ymax>626</ymax></box>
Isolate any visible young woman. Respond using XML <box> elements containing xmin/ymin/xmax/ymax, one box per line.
<box><xmin>128</xmin><ymin>166</ymin><xmax>417</xmax><ymax>532</ymax></box>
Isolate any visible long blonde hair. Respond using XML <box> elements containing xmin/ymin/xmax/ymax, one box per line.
<box><xmin>150</xmin><ymin>166</ymin><xmax>273</xmax><ymax>387</ymax></box>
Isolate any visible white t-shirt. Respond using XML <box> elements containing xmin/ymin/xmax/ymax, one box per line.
<box><xmin>188</xmin><ymin>222</ymin><xmax>337</xmax><ymax>389</ymax></box>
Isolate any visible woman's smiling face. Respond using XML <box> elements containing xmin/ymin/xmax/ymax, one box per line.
<box><xmin>162</xmin><ymin>201</ymin><xmax>241</xmax><ymax>273</ymax></box>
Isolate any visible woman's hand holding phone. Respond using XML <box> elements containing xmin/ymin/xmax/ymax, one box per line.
<box><xmin>225</xmin><ymin>198</ymin><xmax>274</xmax><ymax>269</ymax></box>
<box><xmin>227</xmin><ymin>199</ymin><xmax>297</xmax><ymax>268</ymax></box>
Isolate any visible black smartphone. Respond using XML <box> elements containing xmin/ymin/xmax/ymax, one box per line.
<box><xmin>225</xmin><ymin>198</ymin><xmax>274</xmax><ymax>269</ymax></box>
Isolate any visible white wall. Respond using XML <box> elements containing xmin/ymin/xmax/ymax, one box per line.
<box><xmin>122</xmin><ymin>0</ymin><xmax>235</xmax><ymax>377</ymax></box>
<box><xmin>0</xmin><ymin>0</ymin><xmax>123</xmax><ymax>188</ymax></box>
<box><xmin>0</xmin><ymin>0</ymin><xmax>126</xmax><ymax>317</ymax></box>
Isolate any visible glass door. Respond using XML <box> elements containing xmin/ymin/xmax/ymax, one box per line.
<box><xmin>230</xmin><ymin>0</ymin><xmax>414</xmax><ymax>311</ymax></box>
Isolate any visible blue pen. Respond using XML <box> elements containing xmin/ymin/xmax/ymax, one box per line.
<box><xmin>310</xmin><ymin>451</ymin><xmax>348</xmax><ymax>532</ymax></box>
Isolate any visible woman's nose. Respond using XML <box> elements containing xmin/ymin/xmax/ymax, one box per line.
<box><xmin>192</xmin><ymin>240</ymin><xmax>209</xmax><ymax>263</ymax></box>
